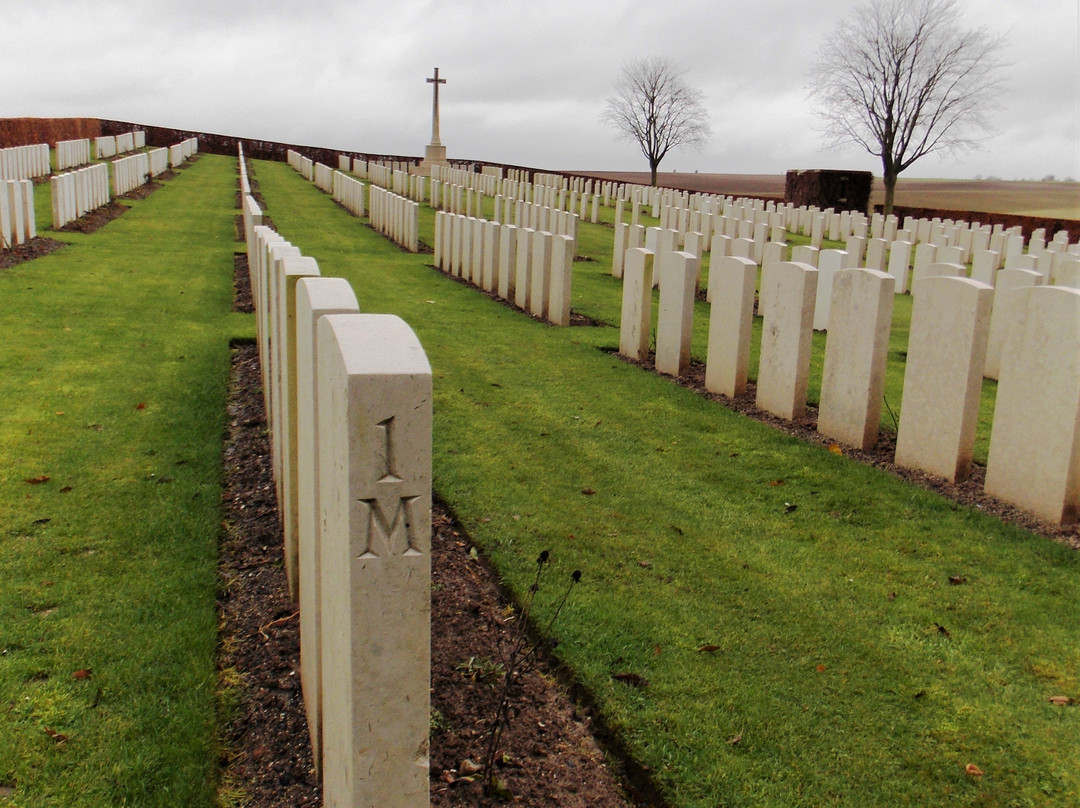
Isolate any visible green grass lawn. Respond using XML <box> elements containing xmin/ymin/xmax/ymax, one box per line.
<box><xmin>0</xmin><ymin>154</ymin><xmax>250</xmax><ymax>806</ymax></box>
<box><xmin>257</xmin><ymin>160</ymin><xmax>1079</xmax><ymax>808</ymax></box>
<box><xmin>1</xmin><ymin>154</ymin><xmax>1076</xmax><ymax>807</ymax></box>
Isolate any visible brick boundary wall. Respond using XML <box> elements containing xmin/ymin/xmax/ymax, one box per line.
<box><xmin>3</xmin><ymin>118</ymin><xmax>1075</xmax><ymax>238</ymax></box>
<box><xmin>0</xmin><ymin>117</ymin><xmax>101</xmax><ymax>147</ymax></box>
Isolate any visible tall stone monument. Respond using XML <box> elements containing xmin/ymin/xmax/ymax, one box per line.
<box><xmin>419</xmin><ymin>67</ymin><xmax>449</xmax><ymax>176</ymax></box>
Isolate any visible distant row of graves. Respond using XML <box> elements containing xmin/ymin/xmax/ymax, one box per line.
<box><xmin>278</xmin><ymin>147</ymin><xmax>1078</xmax><ymax>527</ymax></box>
<box><xmin>0</xmin><ymin>132</ymin><xmax>198</xmax><ymax>247</ymax></box>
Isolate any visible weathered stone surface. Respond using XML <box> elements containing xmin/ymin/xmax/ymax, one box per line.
<box><xmin>813</xmin><ymin>249</ymin><xmax>846</xmax><ymax>330</ymax></box>
<box><xmin>549</xmin><ymin>235</ymin><xmax>575</xmax><ymax>326</ymax></box>
<box><xmin>705</xmin><ymin>256</ymin><xmax>757</xmax><ymax>397</ymax></box>
<box><xmin>817</xmin><ymin>269</ymin><xmax>895</xmax><ymax>449</ymax></box>
<box><xmin>983</xmin><ymin>268</ymin><xmax>1044</xmax><ymax>380</ymax></box>
<box><xmin>318</xmin><ymin>313</ymin><xmax>432</xmax><ymax>808</ymax></box>
<box><xmin>655</xmin><ymin>252</ymin><xmax>698</xmax><ymax>377</ymax></box>
<box><xmin>985</xmin><ymin>286</ymin><xmax>1080</xmax><ymax>523</ymax></box>
<box><xmin>757</xmin><ymin>262</ymin><xmax>818</xmax><ymax>420</ymax></box>
<box><xmin>295</xmin><ymin>277</ymin><xmax>361</xmax><ymax>774</ymax></box>
<box><xmin>619</xmin><ymin>248</ymin><xmax>654</xmax><ymax>361</ymax></box>
<box><xmin>895</xmin><ymin>277</ymin><xmax>991</xmax><ymax>481</ymax></box>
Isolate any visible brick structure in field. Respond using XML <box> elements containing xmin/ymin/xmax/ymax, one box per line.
<box><xmin>785</xmin><ymin>169</ymin><xmax>873</xmax><ymax>214</ymax></box>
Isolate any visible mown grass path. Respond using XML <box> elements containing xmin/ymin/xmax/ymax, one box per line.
<box><xmin>254</xmin><ymin>160</ymin><xmax>1079</xmax><ymax>808</ymax></box>
<box><xmin>0</xmin><ymin>155</ymin><xmax>248</xmax><ymax>806</ymax></box>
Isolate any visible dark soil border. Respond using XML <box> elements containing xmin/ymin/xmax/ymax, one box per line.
<box><xmin>0</xmin><ymin>236</ymin><xmax>67</xmax><ymax>269</ymax></box>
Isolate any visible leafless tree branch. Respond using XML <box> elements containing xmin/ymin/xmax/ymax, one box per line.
<box><xmin>808</xmin><ymin>0</ymin><xmax>1005</xmax><ymax>213</ymax></box>
<box><xmin>601</xmin><ymin>57</ymin><xmax>711</xmax><ymax>186</ymax></box>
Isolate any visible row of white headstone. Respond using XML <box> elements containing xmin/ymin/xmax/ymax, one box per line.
<box><xmin>111</xmin><ymin>146</ymin><xmax>173</xmax><ymax>196</ymax></box>
<box><xmin>428</xmin><ymin>179</ymin><xmax>586</xmax><ymax>240</ymax></box>
<box><xmin>0</xmin><ymin>179</ymin><xmax>36</xmax><ymax>248</ymax></box>
<box><xmin>429</xmin><ymin>163</ymin><xmax>617</xmax><ymax>203</ymax></box>
<box><xmin>49</xmin><ymin>139</ymin><xmax>197</xmax><ymax>228</ymax></box>
<box><xmin>92</xmin><ymin>131</ymin><xmax>145</xmax><ymax>160</ymax></box>
<box><xmin>313</xmin><ymin>161</ymin><xmax>334</xmax><ymax>194</ymax></box>
<box><xmin>240</xmin><ymin>149</ymin><xmax>431</xmax><ymax>807</ymax></box>
<box><xmin>287</xmin><ymin>149</ymin><xmax>315</xmax><ymax>181</ymax></box>
<box><xmin>356</xmin><ymin>156</ymin><xmax>416</xmax><ymax>180</ymax></box>
<box><xmin>288</xmin><ymin>154</ymin><xmax>420</xmax><ymax>253</ymax></box>
<box><xmin>55</xmin><ymin>138</ymin><xmax>92</xmax><ymax>171</ymax></box>
<box><xmin>619</xmin><ymin>249</ymin><xmax>1080</xmax><ymax>524</ymax></box>
<box><xmin>618</xmin><ymin>213</ymin><xmax>1078</xmax><ymax>396</ymax></box>
<box><xmin>648</xmin><ymin>189</ymin><xmax>1080</xmax><ymax>278</ymax></box>
<box><xmin>331</xmin><ymin>170</ymin><xmax>366</xmax><ymax>217</ymax></box>
<box><xmin>615</xmin><ymin>208</ymin><xmax>1078</xmax><ymax>310</ymax></box>
<box><xmin>51</xmin><ymin>163</ymin><xmax>109</xmax><ymax>229</ymax></box>
<box><xmin>368</xmin><ymin>185</ymin><xmax>420</xmax><ymax>253</ymax></box>
<box><xmin>433</xmin><ymin>210</ymin><xmax>575</xmax><ymax>326</ymax></box>
<box><xmin>0</xmin><ymin>143</ymin><xmax>50</xmax><ymax>181</ymax></box>
<box><xmin>363</xmin><ymin>164</ymin><xmax>428</xmax><ymax>203</ymax></box>
<box><xmin>431</xmin><ymin>164</ymin><xmax>618</xmax><ymax>213</ymax></box>
<box><xmin>169</xmin><ymin>138</ymin><xmax>198</xmax><ymax>167</ymax></box>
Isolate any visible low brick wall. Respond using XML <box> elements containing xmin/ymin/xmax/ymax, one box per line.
<box><xmin>99</xmin><ymin>119</ymin><xmax>421</xmax><ymax>174</ymax></box>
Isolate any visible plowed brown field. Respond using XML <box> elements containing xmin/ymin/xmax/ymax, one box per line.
<box><xmin>583</xmin><ymin>171</ymin><xmax>1080</xmax><ymax>219</ymax></box>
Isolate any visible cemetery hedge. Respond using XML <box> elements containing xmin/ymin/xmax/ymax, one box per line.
<box><xmin>1</xmin><ymin>150</ymin><xmax>1078</xmax><ymax>807</ymax></box>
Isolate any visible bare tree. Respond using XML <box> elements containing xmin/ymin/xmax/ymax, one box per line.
<box><xmin>809</xmin><ymin>0</ymin><xmax>1004</xmax><ymax>214</ymax></box>
<box><xmin>602</xmin><ymin>58</ymin><xmax>711</xmax><ymax>187</ymax></box>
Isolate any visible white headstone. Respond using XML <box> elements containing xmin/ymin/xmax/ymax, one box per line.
<box><xmin>549</xmin><ymin>235</ymin><xmax>575</xmax><ymax>326</ymax></box>
<box><xmin>887</xmin><ymin>241</ymin><xmax>912</xmax><ymax>294</ymax></box>
<box><xmin>985</xmin><ymin>287</ymin><xmax>1080</xmax><ymax>523</ymax></box>
<box><xmin>983</xmin><ymin>268</ymin><xmax>1044</xmax><ymax>380</ymax></box>
<box><xmin>530</xmin><ymin>231</ymin><xmax>554</xmax><ymax>319</ymax></box>
<box><xmin>317</xmin><ymin>313</ymin><xmax>431</xmax><ymax>808</ymax></box>
<box><xmin>705</xmin><ymin>256</ymin><xmax>758</xmax><ymax>397</ymax></box>
<box><xmin>514</xmin><ymin>228</ymin><xmax>535</xmax><ymax>310</ymax></box>
<box><xmin>619</xmin><ymin>248</ymin><xmax>654</xmax><ymax>361</ymax></box>
<box><xmin>655</xmin><ymin>252</ymin><xmax>698</xmax><ymax>377</ymax></box>
<box><xmin>817</xmin><ymin>269</ymin><xmax>895</xmax><ymax>449</ymax></box>
<box><xmin>296</xmin><ymin>277</ymin><xmax>361</xmax><ymax>774</ymax></box>
<box><xmin>895</xmin><ymin>277</ymin><xmax>992</xmax><ymax>481</ymax></box>
<box><xmin>813</xmin><ymin>249</ymin><xmax>847</xmax><ymax>330</ymax></box>
<box><xmin>756</xmin><ymin>262</ymin><xmax>818</xmax><ymax>420</ymax></box>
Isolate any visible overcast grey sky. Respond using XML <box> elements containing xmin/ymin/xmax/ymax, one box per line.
<box><xmin>5</xmin><ymin>0</ymin><xmax>1079</xmax><ymax>181</ymax></box>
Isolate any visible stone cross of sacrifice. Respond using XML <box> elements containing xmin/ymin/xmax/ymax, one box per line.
<box><xmin>427</xmin><ymin>67</ymin><xmax>446</xmax><ymax>147</ymax></box>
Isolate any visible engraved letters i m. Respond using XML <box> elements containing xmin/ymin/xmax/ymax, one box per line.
<box><xmin>357</xmin><ymin>416</ymin><xmax>423</xmax><ymax>559</ymax></box>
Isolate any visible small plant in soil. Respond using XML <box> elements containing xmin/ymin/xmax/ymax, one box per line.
<box><xmin>480</xmin><ymin>550</ymin><xmax>581</xmax><ymax>800</ymax></box>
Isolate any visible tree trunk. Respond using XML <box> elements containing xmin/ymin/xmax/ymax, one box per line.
<box><xmin>882</xmin><ymin>170</ymin><xmax>898</xmax><ymax>217</ymax></box>
<box><xmin>649</xmin><ymin>158</ymin><xmax>659</xmax><ymax>187</ymax></box>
